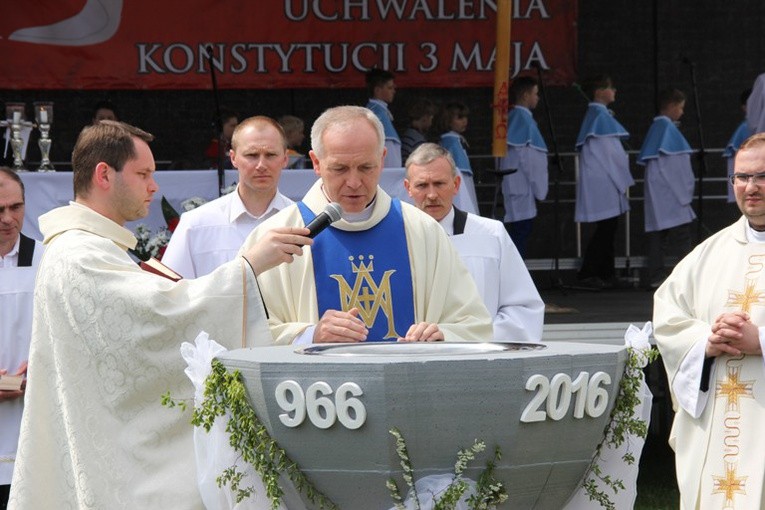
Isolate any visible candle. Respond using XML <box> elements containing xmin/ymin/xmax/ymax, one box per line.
<box><xmin>12</xmin><ymin>111</ymin><xmax>20</xmax><ymax>124</ymax></box>
<box><xmin>40</xmin><ymin>109</ymin><xmax>48</xmax><ymax>124</ymax></box>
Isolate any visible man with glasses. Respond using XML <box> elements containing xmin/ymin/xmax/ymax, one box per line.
<box><xmin>653</xmin><ymin>132</ymin><xmax>765</xmax><ymax>509</ymax></box>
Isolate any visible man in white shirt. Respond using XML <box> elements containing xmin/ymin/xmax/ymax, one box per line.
<box><xmin>0</xmin><ymin>167</ymin><xmax>43</xmax><ymax>510</ymax></box>
<box><xmin>162</xmin><ymin>116</ymin><xmax>294</xmax><ymax>278</ymax></box>
<box><xmin>404</xmin><ymin>144</ymin><xmax>544</xmax><ymax>342</ymax></box>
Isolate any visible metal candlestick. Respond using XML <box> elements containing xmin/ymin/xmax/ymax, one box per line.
<box><xmin>34</xmin><ymin>102</ymin><xmax>55</xmax><ymax>172</ymax></box>
<box><xmin>4</xmin><ymin>102</ymin><xmax>27</xmax><ymax>172</ymax></box>
<box><xmin>10</xmin><ymin>122</ymin><xmax>26</xmax><ymax>172</ymax></box>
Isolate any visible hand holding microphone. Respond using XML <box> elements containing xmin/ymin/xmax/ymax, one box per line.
<box><xmin>241</xmin><ymin>203</ymin><xmax>343</xmax><ymax>274</ymax></box>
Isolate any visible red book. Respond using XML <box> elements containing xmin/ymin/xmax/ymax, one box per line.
<box><xmin>139</xmin><ymin>257</ymin><xmax>183</xmax><ymax>282</ymax></box>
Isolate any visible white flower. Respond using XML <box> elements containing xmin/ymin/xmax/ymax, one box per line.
<box><xmin>181</xmin><ymin>196</ymin><xmax>207</xmax><ymax>212</ymax></box>
<box><xmin>220</xmin><ymin>182</ymin><xmax>237</xmax><ymax>196</ymax></box>
<box><xmin>133</xmin><ymin>224</ymin><xmax>171</xmax><ymax>259</ymax></box>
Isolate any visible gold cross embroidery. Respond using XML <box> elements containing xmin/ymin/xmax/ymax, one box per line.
<box><xmin>726</xmin><ymin>279</ymin><xmax>765</xmax><ymax>313</ymax></box>
<box><xmin>712</xmin><ymin>462</ymin><xmax>747</xmax><ymax>507</ymax></box>
<box><xmin>716</xmin><ymin>366</ymin><xmax>755</xmax><ymax>412</ymax></box>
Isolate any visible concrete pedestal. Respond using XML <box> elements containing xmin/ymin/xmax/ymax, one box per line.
<box><xmin>219</xmin><ymin>341</ymin><xmax>627</xmax><ymax>509</ymax></box>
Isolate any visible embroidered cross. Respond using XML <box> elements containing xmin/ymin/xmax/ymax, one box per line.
<box><xmin>357</xmin><ymin>286</ymin><xmax>376</xmax><ymax>314</ymax></box>
<box><xmin>716</xmin><ymin>366</ymin><xmax>755</xmax><ymax>412</ymax></box>
<box><xmin>726</xmin><ymin>279</ymin><xmax>765</xmax><ymax>313</ymax></box>
<box><xmin>712</xmin><ymin>462</ymin><xmax>747</xmax><ymax>508</ymax></box>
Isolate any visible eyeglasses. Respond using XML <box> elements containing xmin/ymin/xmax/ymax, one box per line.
<box><xmin>730</xmin><ymin>173</ymin><xmax>765</xmax><ymax>186</ymax></box>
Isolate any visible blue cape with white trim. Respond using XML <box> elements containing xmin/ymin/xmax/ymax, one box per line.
<box><xmin>575</xmin><ymin>103</ymin><xmax>629</xmax><ymax>149</ymax></box>
<box><xmin>637</xmin><ymin>116</ymin><xmax>692</xmax><ymax>164</ymax></box>
<box><xmin>366</xmin><ymin>99</ymin><xmax>400</xmax><ymax>142</ymax></box>
<box><xmin>506</xmin><ymin>106</ymin><xmax>547</xmax><ymax>151</ymax></box>
<box><xmin>723</xmin><ymin>121</ymin><xmax>752</xmax><ymax>158</ymax></box>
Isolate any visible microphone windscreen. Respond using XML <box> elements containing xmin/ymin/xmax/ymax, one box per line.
<box><xmin>305</xmin><ymin>202</ymin><xmax>344</xmax><ymax>239</ymax></box>
<box><xmin>325</xmin><ymin>202</ymin><xmax>343</xmax><ymax>222</ymax></box>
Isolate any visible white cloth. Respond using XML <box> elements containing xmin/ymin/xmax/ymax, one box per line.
<box><xmin>162</xmin><ymin>187</ymin><xmax>293</xmax><ymax>278</ymax></box>
<box><xmin>240</xmin><ymin>181</ymin><xmax>493</xmax><ymax>345</ymax></box>
<box><xmin>500</xmin><ymin>144</ymin><xmax>549</xmax><ymax>222</ymax></box>
<box><xmin>642</xmin><ymin>154</ymin><xmax>697</xmax><ymax>232</ymax></box>
<box><xmin>0</xmin><ymin>238</ymin><xmax>43</xmax><ymax>485</ymax></box>
<box><xmin>9</xmin><ymin>202</ymin><xmax>272</xmax><ymax>509</ymax></box>
<box><xmin>181</xmin><ymin>332</ymin><xmax>287</xmax><ymax>510</ymax></box>
<box><xmin>654</xmin><ymin>215</ymin><xmax>765</xmax><ymax>509</ymax></box>
<box><xmin>563</xmin><ymin>322</ymin><xmax>653</xmax><ymax>510</ymax></box>
<box><xmin>575</xmin><ymin>136</ymin><xmax>633</xmax><ymax>223</ymax></box>
<box><xmin>441</xmin><ymin>209</ymin><xmax>544</xmax><ymax>342</ymax></box>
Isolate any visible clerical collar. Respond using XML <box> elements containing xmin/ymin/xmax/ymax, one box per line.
<box><xmin>320</xmin><ymin>184</ymin><xmax>376</xmax><ymax>223</ymax></box>
<box><xmin>437</xmin><ymin>207</ymin><xmax>456</xmax><ymax>236</ymax></box>
<box><xmin>746</xmin><ymin>222</ymin><xmax>765</xmax><ymax>243</ymax></box>
<box><xmin>342</xmin><ymin>197</ymin><xmax>376</xmax><ymax>223</ymax></box>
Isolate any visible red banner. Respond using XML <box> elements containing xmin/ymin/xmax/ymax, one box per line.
<box><xmin>0</xmin><ymin>1</ymin><xmax>577</xmax><ymax>90</ymax></box>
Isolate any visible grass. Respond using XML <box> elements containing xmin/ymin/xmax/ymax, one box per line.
<box><xmin>634</xmin><ymin>431</ymin><xmax>680</xmax><ymax>509</ymax></box>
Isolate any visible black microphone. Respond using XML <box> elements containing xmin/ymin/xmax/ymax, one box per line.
<box><xmin>305</xmin><ymin>202</ymin><xmax>343</xmax><ymax>238</ymax></box>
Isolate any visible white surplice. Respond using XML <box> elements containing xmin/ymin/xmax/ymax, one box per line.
<box><xmin>240</xmin><ymin>181</ymin><xmax>493</xmax><ymax>345</ymax></box>
<box><xmin>642</xmin><ymin>153</ymin><xmax>696</xmax><ymax>232</ymax></box>
<box><xmin>9</xmin><ymin>202</ymin><xmax>271</xmax><ymax>509</ymax></box>
<box><xmin>654</xmin><ymin>216</ymin><xmax>765</xmax><ymax>510</ymax></box>
<box><xmin>0</xmin><ymin>238</ymin><xmax>43</xmax><ymax>486</ymax></box>
<box><xmin>440</xmin><ymin>208</ymin><xmax>544</xmax><ymax>342</ymax></box>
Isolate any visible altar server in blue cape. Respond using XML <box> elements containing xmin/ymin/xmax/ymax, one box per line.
<box><xmin>724</xmin><ymin>88</ymin><xmax>753</xmax><ymax>203</ymax></box>
<box><xmin>638</xmin><ymin>88</ymin><xmax>696</xmax><ymax>287</ymax></box>
<box><xmin>242</xmin><ymin>106</ymin><xmax>493</xmax><ymax>345</ymax></box>
<box><xmin>438</xmin><ymin>102</ymin><xmax>479</xmax><ymax>213</ymax></box>
<box><xmin>574</xmin><ymin>75</ymin><xmax>634</xmax><ymax>289</ymax></box>
<box><xmin>499</xmin><ymin>76</ymin><xmax>549</xmax><ymax>258</ymax></box>
<box><xmin>365</xmin><ymin>68</ymin><xmax>402</xmax><ymax>169</ymax></box>
<box><xmin>400</xmin><ymin>97</ymin><xmax>436</xmax><ymax>161</ymax></box>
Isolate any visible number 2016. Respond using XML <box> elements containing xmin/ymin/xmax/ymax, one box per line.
<box><xmin>520</xmin><ymin>371</ymin><xmax>611</xmax><ymax>423</ymax></box>
<box><xmin>275</xmin><ymin>380</ymin><xmax>367</xmax><ymax>429</ymax></box>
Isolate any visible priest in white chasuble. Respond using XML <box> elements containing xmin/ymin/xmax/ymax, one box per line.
<box><xmin>9</xmin><ymin>121</ymin><xmax>313</xmax><ymax>510</ymax></box>
<box><xmin>241</xmin><ymin>106</ymin><xmax>493</xmax><ymax>345</ymax></box>
<box><xmin>654</xmin><ymin>133</ymin><xmax>765</xmax><ymax>510</ymax></box>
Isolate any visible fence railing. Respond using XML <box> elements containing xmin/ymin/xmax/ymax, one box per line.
<box><xmin>469</xmin><ymin>147</ymin><xmax>734</xmax><ymax>274</ymax></box>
